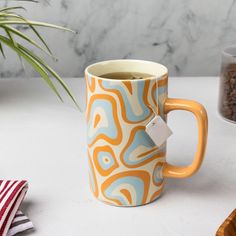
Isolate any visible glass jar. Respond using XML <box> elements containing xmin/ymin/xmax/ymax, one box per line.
<box><xmin>219</xmin><ymin>46</ymin><xmax>236</xmax><ymax>123</ymax></box>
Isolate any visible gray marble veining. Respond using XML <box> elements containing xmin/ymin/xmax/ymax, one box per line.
<box><xmin>0</xmin><ymin>0</ymin><xmax>236</xmax><ymax>77</ymax></box>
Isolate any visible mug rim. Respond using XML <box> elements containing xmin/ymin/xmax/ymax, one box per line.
<box><xmin>85</xmin><ymin>59</ymin><xmax>168</xmax><ymax>82</ymax></box>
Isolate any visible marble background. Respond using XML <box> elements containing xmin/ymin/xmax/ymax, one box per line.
<box><xmin>0</xmin><ymin>0</ymin><xmax>236</xmax><ymax>77</ymax></box>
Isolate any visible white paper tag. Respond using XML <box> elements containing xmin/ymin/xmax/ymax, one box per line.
<box><xmin>145</xmin><ymin>115</ymin><xmax>173</xmax><ymax>147</ymax></box>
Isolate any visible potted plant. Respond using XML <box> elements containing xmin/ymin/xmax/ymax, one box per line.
<box><xmin>0</xmin><ymin>0</ymin><xmax>79</xmax><ymax>109</ymax></box>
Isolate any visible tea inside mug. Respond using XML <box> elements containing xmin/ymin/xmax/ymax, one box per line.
<box><xmin>100</xmin><ymin>72</ymin><xmax>154</xmax><ymax>80</ymax></box>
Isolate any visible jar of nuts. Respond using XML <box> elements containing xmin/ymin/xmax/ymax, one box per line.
<box><xmin>219</xmin><ymin>46</ymin><xmax>236</xmax><ymax>123</ymax></box>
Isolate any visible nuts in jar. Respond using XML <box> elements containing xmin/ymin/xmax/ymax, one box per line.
<box><xmin>219</xmin><ymin>47</ymin><xmax>236</xmax><ymax>123</ymax></box>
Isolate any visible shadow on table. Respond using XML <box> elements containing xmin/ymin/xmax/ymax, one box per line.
<box><xmin>163</xmin><ymin>167</ymin><xmax>230</xmax><ymax>198</ymax></box>
<box><xmin>20</xmin><ymin>200</ymin><xmax>34</xmax><ymax>213</ymax></box>
<box><xmin>17</xmin><ymin>228</ymin><xmax>35</xmax><ymax>236</ymax></box>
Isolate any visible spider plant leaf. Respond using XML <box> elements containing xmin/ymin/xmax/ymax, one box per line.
<box><xmin>4</xmin><ymin>26</ymin><xmax>24</xmax><ymax>66</ymax></box>
<box><xmin>0</xmin><ymin>14</ymin><xmax>76</xmax><ymax>54</ymax></box>
<box><xmin>1</xmin><ymin>25</ymin><xmax>56</xmax><ymax>59</ymax></box>
<box><xmin>15</xmin><ymin>15</ymin><xmax>53</xmax><ymax>54</ymax></box>
<box><xmin>0</xmin><ymin>13</ymin><xmax>53</xmax><ymax>54</ymax></box>
<box><xmin>0</xmin><ymin>13</ymin><xmax>25</xmax><ymax>18</ymax></box>
<box><xmin>0</xmin><ymin>20</ymin><xmax>75</xmax><ymax>33</ymax></box>
<box><xmin>0</xmin><ymin>35</ymin><xmax>62</xmax><ymax>101</ymax></box>
<box><xmin>0</xmin><ymin>7</ymin><xmax>26</xmax><ymax>13</ymax></box>
<box><xmin>4</xmin><ymin>27</ymin><xmax>16</xmax><ymax>47</ymax></box>
<box><xmin>18</xmin><ymin>43</ymin><xmax>80</xmax><ymax>110</ymax></box>
<box><xmin>16</xmin><ymin>0</ymin><xmax>38</xmax><ymax>3</ymax></box>
<box><xmin>28</xmin><ymin>23</ymin><xmax>52</xmax><ymax>54</ymax></box>
<box><xmin>0</xmin><ymin>42</ymin><xmax>5</xmax><ymax>58</ymax></box>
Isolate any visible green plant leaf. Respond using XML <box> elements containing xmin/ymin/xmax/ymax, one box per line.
<box><xmin>0</xmin><ymin>14</ymin><xmax>76</xmax><ymax>54</ymax></box>
<box><xmin>0</xmin><ymin>20</ymin><xmax>75</xmax><ymax>33</ymax></box>
<box><xmin>0</xmin><ymin>7</ymin><xmax>26</xmax><ymax>13</ymax></box>
<box><xmin>4</xmin><ymin>26</ymin><xmax>23</xmax><ymax>61</ymax></box>
<box><xmin>0</xmin><ymin>13</ymin><xmax>53</xmax><ymax>54</ymax></box>
<box><xmin>0</xmin><ymin>5</ymin><xmax>79</xmax><ymax>109</ymax></box>
<box><xmin>0</xmin><ymin>42</ymin><xmax>5</xmax><ymax>58</ymax></box>
<box><xmin>15</xmin><ymin>0</ymin><xmax>38</xmax><ymax>3</ymax></box>
<box><xmin>0</xmin><ymin>35</ymin><xmax>63</xmax><ymax>102</ymax></box>
<box><xmin>1</xmin><ymin>25</ymin><xmax>56</xmax><ymax>59</ymax></box>
<box><xmin>4</xmin><ymin>27</ymin><xmax>16</xmax><ymax>47</ymax></box>
<box><xmin>19</xmin><ymin>45</ymin><xmax>81</xmax><ymax>110</ymax></box>
<box><xmin>28</xmin><ymin>23</ymin><xmax>52</xmax><ymax>54</ymax></box>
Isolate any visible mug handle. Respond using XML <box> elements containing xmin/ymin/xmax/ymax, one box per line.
<box><xmin>163</xmin><ymin>98</ymin><xmax>208</xmax><ymax>178</ymax></box>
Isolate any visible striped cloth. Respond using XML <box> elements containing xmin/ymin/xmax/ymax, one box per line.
<box><xmin>0</xmin><ymin>180</ymin><xmax>33</xmax><ymax>236</ymax></box>
<box><xmin>7</xmin><ymin>211</ymin><xmax>33</xmax><ymax>236</ymax></box>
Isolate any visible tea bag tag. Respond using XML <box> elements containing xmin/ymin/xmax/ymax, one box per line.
<box><xmin>145</xmin><ymin>111</ymin><xmax>173</xmax><ymax>147</ymax></box>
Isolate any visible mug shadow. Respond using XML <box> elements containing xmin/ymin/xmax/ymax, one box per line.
<box><xmin>164</xmin><ymin>176</ymin><xmax>219</xmax><ymax>196</ymax></box>
<box><xmin>150</xmin><ymin>162</ymin><xmax>232</xmax><ymax>207</ymax></box>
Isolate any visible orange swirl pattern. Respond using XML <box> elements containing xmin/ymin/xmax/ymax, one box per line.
<box><xmin>88</xmin><ymin>152</ymin><xmax>99</xmax><ymax>198</ymax></box>
<box><xmin>98</xmin><ymin>79</ymin><xmax>153</xmax><ymax>124</ymax></box>
<box><xmin>86</xmin><ymin>73</ymin><xmax>168</xmax><ymax>206</ymax></box>
<box><xmin>150</xmin><ymin>185</ymin><xmax>164</xmax><ymax>202</ymax></box>
<box><xmin>93</xmin><ymin>145</ymin><xmax>119</xmax><ymax>176</ymax></box>
<box><xmin>101</xmin><ymin>171</ymin><xmax>150</xmax><ymax>206</ymax></box>
<box><xmin>152</xmin><ymin>162</ymin><xmax>165</xmax><ymax>186</ymax></box>
<box><xmin>120</xmin><ymin>126</ymin><xmax>166</xmax><ymax>168</ymax></box>
<box><xmin>86</xmin><ymin>94</ymin><xmax>123</xmax><ymax>147</ymax></box>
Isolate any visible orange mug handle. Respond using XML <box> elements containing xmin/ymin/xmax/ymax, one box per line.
<box><xmin>163</xmin><ymin>98</ymin><xmax>208</xmax><ymax>178</ymax></box>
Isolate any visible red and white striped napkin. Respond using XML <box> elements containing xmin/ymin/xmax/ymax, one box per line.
<box><xmin>0</xmin><ymin>180</ymin><xmax>33</xmax><ymax>236</ymax></box>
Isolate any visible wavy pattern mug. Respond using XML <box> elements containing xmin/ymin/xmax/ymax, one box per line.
<box><xmin>85</xmin><ymin>60</ymin><xmax>208</xmax><ymax>207</ymax></box>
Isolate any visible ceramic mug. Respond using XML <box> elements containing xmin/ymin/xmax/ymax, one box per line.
<box><xmin>85</xmin><ymin>60</ymin><xmax>208</xmax><ymax>207</ymax></box>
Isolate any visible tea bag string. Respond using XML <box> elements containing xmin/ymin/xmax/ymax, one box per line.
<box><xmin>147</xmin><ymin>77</ymin><xmax>159</xmax><ymax>117</ymax></box>
<box><xmin>147</xmin><ymin>103</ymin><xmax>156</xmax><ymax>114</ymax></box>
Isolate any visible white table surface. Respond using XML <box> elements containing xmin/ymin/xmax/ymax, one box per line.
<box><xmin>0</xmin><ymin>77</ymin><xmax>235</xmax><ymax>236</ymax></box>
